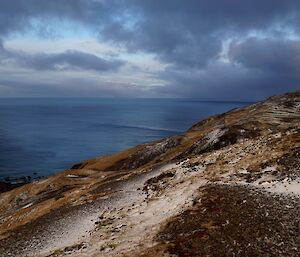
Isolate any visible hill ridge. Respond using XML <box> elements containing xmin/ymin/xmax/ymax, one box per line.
<box><xmin>0</xmin><ymin>90</ymin><xmax>299</xmax><ymax>257</ymax></box>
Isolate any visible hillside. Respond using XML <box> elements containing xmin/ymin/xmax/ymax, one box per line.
<box><xmin>0</xmin><ymin>90</ymin><xmax>299</xmax><ymax>257</ymax></box>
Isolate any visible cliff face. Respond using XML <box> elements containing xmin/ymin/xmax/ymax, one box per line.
<box><xmin>0</xmin><ymin>91</ymin><xmax>299</xmax><ymax>257</ymax></box>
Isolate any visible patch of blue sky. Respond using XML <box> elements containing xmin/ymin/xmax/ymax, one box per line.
<box><xmin>6</xmin><ymin>17</ymin><xmax>93</xmax><ymax>41</ymax></box>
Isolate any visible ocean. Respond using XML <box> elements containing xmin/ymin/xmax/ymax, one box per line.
<box><xmin>0</xmin><ymin>98</ymin><xmax>251</xmax><ymax>181</ymax></box>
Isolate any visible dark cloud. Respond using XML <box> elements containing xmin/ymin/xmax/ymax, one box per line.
<box><xmin>155</xmin><ymin>61</ymin><xmax>300</xmax><ymax>101</ymax></box>
<box><xmin>0</xmin><ymin>0</ymin><xmax>117</xmax><ymax>36</ymax></box>
<box><xmin>1</xmin><ymin>46</ymin><xmax>124</xmax><ymax>72</ymax></box>
<box><xmin>229</xmin><ymin>38</ymin><xmax>300</xmax><ymax>77</ymax></box>
<box><xmin>18</xmin><ymin>50</ymin><xmax>124</xmax><ymax>72</ymax></box>
<box><xmin>2</xmin><ymin>0</ymin><xmax>300</xmax><ymax>68</ymax></box>
<box><xmin>100</xmin><ymin>0</ymin><xmax>300</xmax><ymax>68</ymax></box>
<box><xmin>0</xmin><ymin>1</ymin><xmax>300</xmax><ymax>98</ymax></box>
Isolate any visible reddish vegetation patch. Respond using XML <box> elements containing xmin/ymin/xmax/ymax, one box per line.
<box><xmin>277</xmin><ymin>147</ymin><xmax>300</xmax><ymax>179</ymax></box>
<box><xmin>154</xmin><ymin>184</ymin><xmax>300</xmax><ymax>257</ymax></box>
<box><xmin>143</xmin><ymin>171</ymin><xmax>175</xmax><ymax>192</ymax></box>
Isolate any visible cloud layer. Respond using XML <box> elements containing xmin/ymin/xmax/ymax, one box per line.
<box><xmin>1</xmin><ymin>47</ymin><xmax>124</xmax><ymax>72</ymax></box>
<box><xmin>0</xmin><ymin>0</ymin><xmax>300</xmax><ymax>99</ymax></box>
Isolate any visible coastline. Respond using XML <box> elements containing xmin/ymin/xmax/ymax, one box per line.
<box><xmin>0</xmin><ymin>98</ymin><xmax>248</xmax><ymax>182</ymax></box>
<box><xmin>0</xmin><ymin>90</ymin><xmax>299</xmax><ymax>257</ymax></box>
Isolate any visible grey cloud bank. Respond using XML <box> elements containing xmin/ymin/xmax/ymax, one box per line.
<box><xmin>1</xmin><ymin>47</ymin><xmax>125</xmax><ymax>72</ymax></box>
<box><xmin>0</xmin><ymin>0</ymin><xmax>299</xmax><ymax>99</ymax></box>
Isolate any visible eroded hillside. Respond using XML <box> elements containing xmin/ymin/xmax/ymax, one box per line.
<box><xmin>0</xmin><ymin>90</ymin><xmax>299</xmax><ymax>257</ymax></box>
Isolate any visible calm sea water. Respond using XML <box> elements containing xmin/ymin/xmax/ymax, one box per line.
<box><xmin>0</xmin><ymin>98</ymin><xmax>250</xmax><ymax>180</ymax></box>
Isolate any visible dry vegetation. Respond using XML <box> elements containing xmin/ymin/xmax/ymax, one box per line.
<box><xmin>0</xmin><ymin>90</ymin><xmax>299</xmax><ymax>257</ymax></box>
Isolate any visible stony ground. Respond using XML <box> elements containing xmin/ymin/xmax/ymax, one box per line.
<box><xmin>0</xmin><ymin>90</ymin><xmax>299</xmax><ymax>257</ymax></box>
<box><xmin>154</xmin><ymin>184</ymin><xmax>300</xmax><ymax>257</ymax></box>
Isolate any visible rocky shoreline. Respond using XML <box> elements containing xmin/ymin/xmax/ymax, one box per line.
<box><xmin>0</xmin><ymin>90</ymin><xmax>299</xmax><ymax>257</ymax></box>
<box><xmin>0</xmin><ymin>181</ymin><xmax>27</xmax><ymax>194</ymax></box>
<box><xmin>0</xmin><ymin>175</ymin><xmax>45</xmax><ymax>194</ymax></box>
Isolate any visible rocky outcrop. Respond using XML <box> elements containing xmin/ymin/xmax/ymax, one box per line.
<box><xmin>0</xmin><ymin>181</ymin><xmax>26</xmax><ymax>193</ymax></box>
<box><xmin>0</xmin><ymin>90</ymin><xmax>299</xmax><ymax>257</ymax></box>
<box><xmin>103</xmin><ymin>136</ymin><xmax>182</xmax><ymax>171</ymax></box>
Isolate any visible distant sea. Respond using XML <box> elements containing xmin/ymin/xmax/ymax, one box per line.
<box><xmin>0</xmin><ymin>98</ymin><xmax>252</xmax><ymax>181</ymax></box>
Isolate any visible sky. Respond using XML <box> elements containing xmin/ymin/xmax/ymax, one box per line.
<box><xmin>0</xmin><ymin>0</ymin><xmax>300</xmax><ymax>100</ymax></box>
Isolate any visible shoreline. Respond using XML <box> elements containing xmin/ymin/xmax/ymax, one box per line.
<box><xmin>0</xmin><ymin>90</ymin><xmax>299</xmax><ymax>257</ymax></box>
<box><xmin>0</xmin><ymin>175</ymin><xmax>45</xmax><ymax>193</ymax></box>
